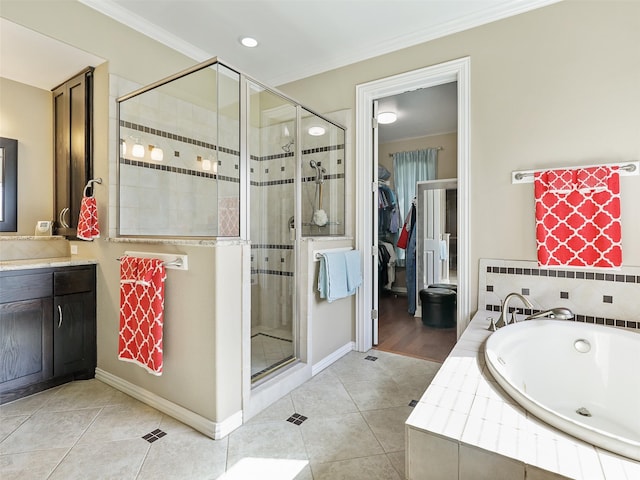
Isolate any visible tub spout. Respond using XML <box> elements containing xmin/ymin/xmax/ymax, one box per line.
<box><xmin>525</xmin><ymin>307</ymin><xmax>574</xmax><ymax>321</ymax></box>
<box><xmin>495</xmin><ymin>293</ymin><xmax>534</xmax><ymax>329</ymax></box>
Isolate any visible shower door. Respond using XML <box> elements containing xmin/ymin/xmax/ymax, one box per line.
<box><xmin>248</xmin><ymin>82</ymin><xmax>298</xmax><ymax>382</ymax></box>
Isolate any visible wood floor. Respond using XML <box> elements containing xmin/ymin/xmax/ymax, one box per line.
<box><xmin>374</xmin><ymin>291</ymin><xmax>457</xmax><ymax>363</ymax></box>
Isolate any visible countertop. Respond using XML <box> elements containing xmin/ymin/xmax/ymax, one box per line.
<box><xmin>0</xmin><ymin>257</ymin><xmax>98</xmax><ymax>272</ymax></box>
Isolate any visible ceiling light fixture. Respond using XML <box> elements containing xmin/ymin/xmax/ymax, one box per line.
<box><xmin>308</xmin><ymin>126</ymin><xmax>326</xmax><ymax>136</ymax></box>
<box><xmin>377</xmin><ymin>112</ymin><xmax>397</xmax><ymax>124</ymax></box>
<box><xmin>240</xmin><ymin>37</ymin><xmax>259</xmax><ymax>48</ymax></box>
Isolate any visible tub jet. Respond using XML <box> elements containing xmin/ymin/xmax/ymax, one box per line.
<box><xmin>576</xmin><ymin>407</ymin><xmax>592</xmax><ymax>417</ymax></box>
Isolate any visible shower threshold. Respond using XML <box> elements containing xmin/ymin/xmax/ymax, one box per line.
<box><xmin>251</xmin><ymin>355</ymin><xmax>297</xmax><ymax>384</ymax></box>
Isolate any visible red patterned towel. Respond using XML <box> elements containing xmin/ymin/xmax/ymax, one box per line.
<box><xmin>118</xmin><ymin>257</ymin><xmax>166</xmax><ymax>375</ymax></box>
<box><xmin>534</xmin><ymin>166</ymin><xmax>622</xmax><ymax>269</ymax></box>
<box><xmin>77</xmin><ymin>196</ymin><xmax>100</xmax><ymax>240</ymax></box>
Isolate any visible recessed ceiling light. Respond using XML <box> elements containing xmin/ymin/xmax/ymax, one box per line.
<box><xmin>240</xmin><ymin>37</ymin><xmax>259</xmax><ymax>48</ymax></box>
<box><xmin>308</xmin><ymin>126</ymin><xmax>326</xmax><ymax>136</ymax></box>
<box><xmin>378</xmin><ymin>112</ymin><xmax>397</xmax><ymax>124</ymax></box>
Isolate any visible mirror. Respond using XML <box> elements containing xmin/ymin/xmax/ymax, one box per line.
<box><xmin>0</xmin><ymin>137</ymin><xmax>18</xmax><ymax>232</ymax></box>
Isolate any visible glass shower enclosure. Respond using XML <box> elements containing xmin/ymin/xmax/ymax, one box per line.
<box><xmin>117</xmin><ymin>58</ymin><xmax>345</xmax><ymax>384</ymax></box>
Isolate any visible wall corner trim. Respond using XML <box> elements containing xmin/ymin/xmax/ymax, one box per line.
<box><xmin>95</xmin><ymin>368</ymin><xmax>241</xmax><ymax>439</ymax></box>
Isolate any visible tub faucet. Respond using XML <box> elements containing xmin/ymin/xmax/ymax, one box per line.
<box><xmin>495</xmin><ymin>293</ymin><xmax>534</xmax><ymax>329</ymax></box>
<box><xmin>525</xmin><ymin>307</ymin><xmax>574</xmax><ymax>321</ymax></box>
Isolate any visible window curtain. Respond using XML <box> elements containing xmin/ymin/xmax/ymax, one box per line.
<box><xmin>392</xmin><ymin>148</ymin><xmax>438</xmax><ymax>266</ymax></box>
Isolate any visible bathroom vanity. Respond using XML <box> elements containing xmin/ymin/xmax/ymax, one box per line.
<box><xmin>0</xmin><ymin>262</ymin><xmax>96</xmax><ymax>404</ymax></box>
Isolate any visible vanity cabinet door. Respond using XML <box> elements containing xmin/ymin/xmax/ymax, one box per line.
<box><xmin>0</xmin><ymin>297</ymin><xmax>54</xmax><ymax>394</ymax></box>
<box><xmin>53</xmin><ymin>291</ymin><xmax>96</xmax><ymax>377</ymax></box>
<box><xmin>53</xmin><ymin>266</ymin><xmax>96</xmax><ymax>378</ymax></box>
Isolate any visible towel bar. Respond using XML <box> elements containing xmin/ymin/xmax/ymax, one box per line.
<box><xmin>511</xmin><ymin>161</ymin><xmax>639</xmax><ymax>184</ymax></box>
<box><xmin>313</xmin><ymin>247</ymin><xmax>353</xmax><ymax>262</ymax></box>
<box><xmin>117</xmin><ymin>251</ymin><xmax>188</xmax><ymax>270</ymax></box>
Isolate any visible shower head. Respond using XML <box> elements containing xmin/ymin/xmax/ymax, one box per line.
<box><xmin>282</xmin><ymin>139</ymin><xmax>294</xmax><ymax>153</ymax></box>
<box><xmin>525</xmin><ymin>307</ymin><xmax>574</xmax><ymax>321</ymax></box>
<box><xmin>310</xmin><ymin>160</ymin><xmax>317</xmax><ymax>168</ymax></box>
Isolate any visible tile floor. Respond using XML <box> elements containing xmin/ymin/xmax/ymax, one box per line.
<box><xmin>0</xmin><ymin>350</ymin><xmax>441</xmax><ymax>480</ymax></box>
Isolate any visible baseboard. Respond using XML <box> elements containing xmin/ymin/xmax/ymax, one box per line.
<box><xmin>311</xmin><ymin>341</ymin><xmax>354</xmax><ymax>376</ymax></box>
<box><xmin>95</xmin><ymin>368</ymin><xmax>242</xmax><ymax>439</ymax></box>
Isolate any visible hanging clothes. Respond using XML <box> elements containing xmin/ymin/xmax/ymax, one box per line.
<box><xmin>378</xmin><ymin>183</ymin><xmax>400</xmax><ymax>235</ymax></box>
<box><xmin>397</xmin><ymin>200</ymin><xmax>416</xmax><ymax>249</ymax></box>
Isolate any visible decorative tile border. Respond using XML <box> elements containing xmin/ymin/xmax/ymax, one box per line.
<box><xmin>121</xmin><ymin>120</ymin><xmax>239</xmax><ymax>156</ymax></box>
<box><xmin>479</xmin><ymin>258</ymin><xmax>640</xmax><ymax>329</ymax></box>
<box><xmin>120</xmin><ymin>157</ymin><xmax>240</xmax><ymax>183</ymax></box>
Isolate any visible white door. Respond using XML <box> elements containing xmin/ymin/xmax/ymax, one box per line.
<box><xmin>421</xmin><ymin>188</ymin><xmax>445</xmax><ymax>287</ymax></box>
<box><xmin>371</xmin><ymin>100</ymin><xmax>380</xmax><ymax>345</ymax></box>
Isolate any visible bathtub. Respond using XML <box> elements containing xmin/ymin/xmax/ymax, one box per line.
<box><xmin>485</xmin><ymin>319</ymin><xmax>640</xmax><ymax>462</ymax></box>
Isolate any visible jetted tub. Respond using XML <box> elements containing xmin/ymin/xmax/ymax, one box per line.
<box><xmin>485</xmin><ymin>319</ymin><xmax>640</xmax><ymax>462</ymax></box>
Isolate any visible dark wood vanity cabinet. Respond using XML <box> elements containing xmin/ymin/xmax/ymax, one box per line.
<box><xmin>53</xmin><ymin>268</ymin><xmax>96</xmax><ymax>378</ymax></box>
<box><xmin>0</xmin><ymin>265</ymin><xmax>96</xmax><ymax>403</ymax></box>
<box><xmin>53</xmin><ymin>67</ymin><xmax>94</xmax><ymax>238</ymax></box>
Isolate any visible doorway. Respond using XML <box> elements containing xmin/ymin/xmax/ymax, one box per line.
<box><xmin>355</xmin><ymin>57</ymin><xmax>471</xmax><ymax>353</ymax></box>
<box><xmin>373</xmin><ymin>87</ymin><xmax>458</xmax><ymax>362</ymax></box>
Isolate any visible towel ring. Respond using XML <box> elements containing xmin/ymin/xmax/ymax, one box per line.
<box><xmin>83</xmin><ymin>178</ymin><xmax>103</xmax><ymax>197</ymax></box>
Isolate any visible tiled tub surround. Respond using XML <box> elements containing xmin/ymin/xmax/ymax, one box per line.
<box><xmin>405</xmin><ymin>310</ymin><xmax>640</xmax><ymax>480</ymax></box>
<box><xmin>479</xmin><ymin>258</ymin><xmax>640</xmax><ymax>329</ymax></box>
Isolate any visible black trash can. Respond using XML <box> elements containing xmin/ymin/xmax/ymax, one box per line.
<box><xmin>428</xmin><ymin>283</ymin><xmax>457</xmax><ymax>293</ymax></box>
<box><xmin>420</xmin><ymin>288</ymin><xmax>456</xmax><ymax>328</ymax></box>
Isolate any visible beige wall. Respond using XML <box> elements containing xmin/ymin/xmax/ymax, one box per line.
<box><xmin>279</xmin><ymin>0</ymin><xmax>640</xmax><ymax>314</ymax></box>
<box><xmin>0</xmin><ymin>77</ymin><xmax>53</xmax><ymax>234</ymax></box>
<box><xmin>379</xmin><ymin>132</ymin><xmax>458</xmax><ymax>187</ymax></box>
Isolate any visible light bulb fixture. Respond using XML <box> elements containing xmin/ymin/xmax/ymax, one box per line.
<box><xmin>198</xmin><ymin>155</ymin><xmax>217</xmax><ymax>173</ymax></box>
<box><xmin>149</xmin><ymin>145</ymin><xmax>164</xmax><ymax>161</ymax></box>
<box><xmin>308</xmin><ymin>126</ymin><xmax>326</xmax><ymax>136</ymax></box>
<box><xmin>132</xmin><ymin>139</ymin><xmax>145</xmax><ymax>158</ymax></box>
<box><xmin>240</xmin><ymin>36</ymin><xmax>258</xmax><ymax>48</ymax></box>
<box><xmin>377</xmin><ymin>111</ymin><xmax>397</xmax><ymax>124</ymax></box>
<box><xmin>120</xmin><ymin>139</ymin><xmax>127</xmax><ymax>156</ymax></box>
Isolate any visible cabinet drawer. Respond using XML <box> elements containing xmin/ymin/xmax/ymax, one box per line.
<box><xmin>54</xmin><ymin>267</ymin><xmax>95</xmax><ymax>295</ymax></box>
<box><xmin>0</xmin><ymin>273</ymin><xmax>52</xmax><ymax>303</ymax></box>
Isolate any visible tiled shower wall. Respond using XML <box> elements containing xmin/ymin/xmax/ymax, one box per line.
<box><xmin>478</xmin><ymin>258</ymin><xmax>640</xmax><ymax>329</ymax></box>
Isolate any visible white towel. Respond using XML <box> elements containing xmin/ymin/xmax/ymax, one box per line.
<box><xmin>318</xmin><ymin>250</ymin><xmax>361</xmax><ymax>302</ymax></box>
<box><xmin>345</xmin><ymin>250</ymin><xmax>362</xmax><ymax>292</ymax></box>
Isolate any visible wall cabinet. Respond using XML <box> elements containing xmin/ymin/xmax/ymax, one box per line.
<box><xmin>53</xmin><ymin>67</ymin><xmax>94</xmax><ymax>238</ymax></box>
<box><xmin>0</xmin><ymin>265</ymin><xmax>96</xmax><ymax>403</ymax></box>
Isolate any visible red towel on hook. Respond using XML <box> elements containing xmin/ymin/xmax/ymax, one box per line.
<box><xmin>534</xmin><ymin>166</ymin><xmax>622</xmax><ymax>269</ymax></box>
<box><xmin>118</xmin><ymin>257</ymin><xmax>166</xmax><ymax>375</ymax></box>
<box><xmin>77</xmin><ymin>196</ymin><xmax>100</xmax><ymax>240</ymax></box>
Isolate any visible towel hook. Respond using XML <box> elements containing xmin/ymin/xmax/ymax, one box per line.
<box><xmin>83</xmin><ymin>178</ymin><xmax>103</xmax><ymax>197</ymax></box>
